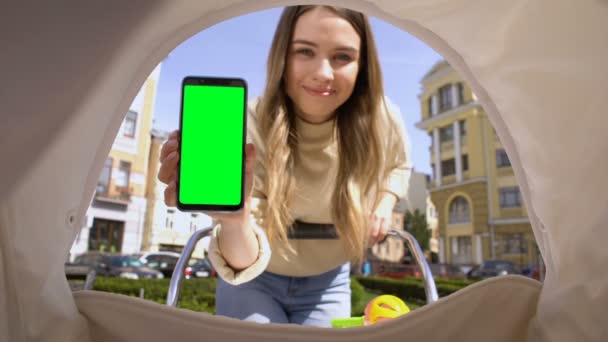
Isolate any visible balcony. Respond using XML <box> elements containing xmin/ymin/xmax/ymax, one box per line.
<box><xmin>432</xmin><ymin>136</ymin><xmax>466</xmax><ymax>151</ymax></box>
<box><xmin>95</xmin><ymin>184</ymin><xmax>132</xmax><ymax>205</ymax></box>
<box><xmin>416</xmin><ymin>101</ymin><xmax>482</xmax><ymax>130</ymax></box>
<box><xmin>441</xmin><ymin>140</ymin><xmax>454</xmax><ymax>153</ymax></box>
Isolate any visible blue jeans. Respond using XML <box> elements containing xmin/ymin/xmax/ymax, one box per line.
<box><xmin>216</xmin><ymin>263</ymin><xmax>351</xmax><ymax>327</ymax></box>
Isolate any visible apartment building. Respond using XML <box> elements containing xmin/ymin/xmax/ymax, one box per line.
<box><xmin>70</xmin><ymin>65</ymin><xmax>161</xmax><ymax>258</ymax></box>
<box><xmin>416</xmin><ymin>61</ymin><xmax>538</xmax><ymax>267</ymax></box>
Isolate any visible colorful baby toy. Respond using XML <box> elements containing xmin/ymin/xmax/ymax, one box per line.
<box><xmin>331</xmin><ymin>295</ymin><xmax>410</xmax><ymax>328</ymax></box>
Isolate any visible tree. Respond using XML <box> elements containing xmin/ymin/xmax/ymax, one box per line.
<box><xmin>403</xmin><ymin>209</ymin><xmax>431</xmax><ymax>252</ymax></box>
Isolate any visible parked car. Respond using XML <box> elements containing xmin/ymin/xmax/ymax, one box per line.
<box><xmin>132</xmin><ymin>251</ymin><xmax>181</xmax><ymax>278</ymax></box>
<box><xmin>72</xmin><ymin>252</ymin><xmax>163</xmax><ymax>279</ymax></box>
<box><xmin>185</xmin><ymin>258</ymin><xmax>217</xmax><ymax>279</ymax></box>
<box><xmin>521</xmin><ymin>263</ymin><xmax>542</xmax><ymax>281</ymax></box>
<box><xmin>466</xmin><ymin>260</ymin><xmax>521</xmax><ymax>280</ymax></box>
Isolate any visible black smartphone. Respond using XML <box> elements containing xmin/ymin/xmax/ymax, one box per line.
<box><xmin>177</xmin><ymin>76</ymin><xmax>247</xmax><ymax>212</ymax></box>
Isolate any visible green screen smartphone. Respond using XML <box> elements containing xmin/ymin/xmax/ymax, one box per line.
<box><xmin>177</xmin><ymin>76</ymin><xmax>247</xmax><ymax>212</ymax></box>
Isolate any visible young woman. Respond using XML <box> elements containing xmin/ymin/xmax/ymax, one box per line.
<box><xmin>158</xmin><ymin>5</ymin><xmax>411</xmax><ymax>327</ymax></box>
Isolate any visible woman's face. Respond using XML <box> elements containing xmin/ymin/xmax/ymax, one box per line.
<box><xmin>285</xmin><ymin>7</ymin><xmax>361</xmax><ymax>124</ymax></box>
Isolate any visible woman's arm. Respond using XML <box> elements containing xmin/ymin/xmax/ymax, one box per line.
<box><xmin>217</xmin><ymin>209</ymin><xmax>259</xmax><ymax>270</ymax></box>
<box><xmin>382</xmin><ymin>97</ymin><xmax>412</xmax><ymax>199</ymax></box>
<box><xmin>207</xmin><ymin>195</ymin><xmax>272</xmax><ymax>285</ymax></box>
<box><xmin>368</xmin><ymin>98</ymin><xmax>413</xmax><ymax>245</ymax></box>
<box><xmin>206</xmin><ymin>99</ymin><xmax>272</xmax><ymax>284</ymax></box>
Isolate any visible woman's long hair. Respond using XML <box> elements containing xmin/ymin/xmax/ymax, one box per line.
<box><xmin>257</xmin><ymin>5</ymin><xmax>391</xmax><ymax>263</ymax></box>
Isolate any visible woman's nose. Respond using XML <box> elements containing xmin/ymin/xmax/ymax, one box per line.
<box><xmin>312</xmin><ymin>58</ymin><xmax>334</xmax><ymax>82</ymax></box>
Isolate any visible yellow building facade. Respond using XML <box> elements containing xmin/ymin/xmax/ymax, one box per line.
<box><xmin>416</xmin><ymin>61</ymin><xmax>538</xmax><ymax>267</ymax></box>
<box><xmin>70</xmin><ymin>64</ymin><xmax>162</xmax><ymax>258</ymax></box>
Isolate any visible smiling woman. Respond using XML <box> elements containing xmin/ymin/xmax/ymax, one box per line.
<box><xmin>157</xmin><ymin>5</ymin><xmax>411</xmax><ymax>327</ymax></box>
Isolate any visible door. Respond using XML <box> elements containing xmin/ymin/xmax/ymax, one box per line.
<box><xmin>88</xmin><ymin>218</ymin><xmax>124</xmax><ymax>252</ymax></box>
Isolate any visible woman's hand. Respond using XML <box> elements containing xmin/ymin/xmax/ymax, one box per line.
<box><xmin>158</xmin><ymin>129</ymin><xmax>259</xmax><ymax>270</ymax></box>
<box><xmin>368</xmin><ymin>194</ymin><xmax>398</xmax><ymax>245</ymax></box>
<box><xmin>157</xmin><ymin>129</ymin><xmax>256</xmax><ymax>225</ymax></box>
<box><xmin>157</xmin><ymin>130</ymin><xmax>180</xmax><ymax>204</ymax></box>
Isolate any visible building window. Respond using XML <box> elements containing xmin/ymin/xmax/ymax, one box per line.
<box><xmin>459</xmin><ymin>120</ymin><xmax>467</xmax><ymax>137</ymax></box>
<box><xmin>97</xmin><ymin>157</ymin><xmax>112</xmax><ymax>194</ymax></box>
<box><xmin>439</xmin><ymin>84</ymin><xmax>453</xmax><ymax>112</ymax></box>
<box><xmin>440</xmin><ymin>125</ymin><xmax>453</xmax><ymax>143</ymax></box>
<box><xmin>428</xmin><ymin>205</ymin><xmax>436</xmax><ymax>219</ymax></box>
<box><xmin>504</xmin><ymin>233</ymin><xmax>528</xmax><ymax>254</ymax></box>
<box><xmin>122</xmin><ymin>110</ymin><xmax>138</xmax><ymax>138</ymax></box>
<box><xmin>88</xmin><ymin>218</ymin><xmax>124</xmax><ymax>252</ymax></box>
<box><xmin>427</xmin><ymin>97</ymin><xmax>433</xmax><ymax>117</ymax></box>
<box><xmin>442</xmin><ymin>159</ymin><xmax>455</xmax><ymax>176</ymax></box>
<box><xmin>451</xmin><ymin>236</ymin><xmax>473</xmax><ymax>264</ymax></box>
<box><xmin>496</xmin><ymin>149</ymin><xmax>511</xmax><ymax>168</ymax></box>
<box><xmin>462</xmin><ymin>155</ymin><xmax>469</xmax><ymax>171</ymax></box>
<box><xmin>448</xmin><ymin>196</ymin><xmax>470</xmax><ymax>224</ymax></box>
<box><xmin>166</xmin><ymin>209</ymin><xmax>175</xmax><ymax>230</ymax></box>
<box><xmin>115</xmin><ymin>161</ymin><xmax>131</xmax><ymax>190</ymax></box>
<box><xmin>457</xmin><ymin>83</ymin><xmax>465</xmax><ymax>105</ymax></box>
<box><xmin>499</xmin><ymin>187</ymin><xmax>521</xmax><ymax>207</ymax></box>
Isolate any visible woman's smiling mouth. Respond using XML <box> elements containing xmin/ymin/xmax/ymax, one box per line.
<box><xmin>303</xmin><ymin>85</ymin><xmax>336</xmax><ymax>96</ymax></box>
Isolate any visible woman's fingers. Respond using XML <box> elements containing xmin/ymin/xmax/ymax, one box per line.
<box><xmin>159</xmin><ymin>131</ymin><xmax>178</xmax><ymax>162</ymax></box>
<box><xmin>158</xmin><ymin>130</ymin><xmax>180</xmax><ymax>184</ymax></box>
<box><xmin>377</xmin><ymin>217</ymin><xmax>388</xmax><ymax>243</ymax></box>
<box><xmin>158</xmin><ymin>151</ymin><xmax>179</xmax><ymax>184</ymax></box>
<box><xmin>369</xmin><ymin>216</ymin><xmax>390</xmax><ymax>246</ymax></box>
<box><xmin>369</xmin><ymin>216</ymin><xmax>379</xmax><ymax>245</ymax></box>
<box><xmin>164</xmin><ymin>180</ymin><xmax>177</xmax><ymax>207</ymax></box>
<box><xmin>160</xmin><ymin>139</ymin><xmax>255</xmax><ymax>211</ymax></box>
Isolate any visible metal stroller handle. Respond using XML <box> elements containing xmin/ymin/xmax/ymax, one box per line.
<box><xmin>166</xmin><ymin>225</ymin><xmax>214</xmax><ymax>307</ymax></box>
<box><xmin>167</xmin><ymin>226</ymin><xmax>439</xmax><ymax>306</ymax></box>
<box><xmin>388</xmin><ymin>229</ymin><xmax>439</xmax><ymax>304</ymax></box>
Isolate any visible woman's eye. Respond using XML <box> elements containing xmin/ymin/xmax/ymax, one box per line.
<box><xmin>335</xmin><ymin>54</ymin><xmax>354</xmax><ymax>62</ymax></box>
<box><xmin>295</xmin><ymin>48</ymin><xmax>314</xmax><ymax>57</ymax></box>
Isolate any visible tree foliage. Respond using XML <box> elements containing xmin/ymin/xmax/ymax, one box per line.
<box><xmin>403</xmin><ymin>209</ymin><xmax>431</xmax><ymax>251</ymax></box>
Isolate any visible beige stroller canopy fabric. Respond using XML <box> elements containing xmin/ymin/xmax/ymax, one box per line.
<box><xmin>1</xmin><ymin>1</ymin><xmax>607</xmax><ymax>341</ymax></box>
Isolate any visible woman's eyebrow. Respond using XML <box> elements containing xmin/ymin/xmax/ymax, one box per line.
<box><xmin>292</xmin><ymin>39</ymin><xmax>318</xmax><ymax>48</ymax></box>
<box><xmin>292</xmin><ymin>39</ymin><xmax>358</xmax><ymax>52</ymax></box>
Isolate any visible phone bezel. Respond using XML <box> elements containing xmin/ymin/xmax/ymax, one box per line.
<box><xmin>176</xmin><ymin>76</ymin><xmax>247</xmax><ymax>212</ymax></box>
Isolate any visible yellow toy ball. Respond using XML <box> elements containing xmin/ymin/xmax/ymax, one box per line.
<box><xmin>364</xmin><ymin>295</ymin><xmax>410</xmax><ymax>325</ymax></box>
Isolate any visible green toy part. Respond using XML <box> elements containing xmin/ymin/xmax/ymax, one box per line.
<box><xmin>331</xmin><ymin>316</ymin><xmax>365</xmax><ymax>328</ymax></box>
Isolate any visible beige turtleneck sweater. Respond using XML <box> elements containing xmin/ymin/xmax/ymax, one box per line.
<box><xmin>208</xmin><ymin>98</ymin><xmax>411</xmax><ymax>285</ymax></box>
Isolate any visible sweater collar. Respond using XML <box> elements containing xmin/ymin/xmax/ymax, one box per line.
<box><xmin>295</xmin><ymin>114</ymin><xmax>336</xmax><ymax>146</ymax></box>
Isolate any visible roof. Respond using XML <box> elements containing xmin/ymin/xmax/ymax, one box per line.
<box><xmin>420</xmin><ymin>60</ymin><xmax>450</xmax><ymax>83</ymax></box>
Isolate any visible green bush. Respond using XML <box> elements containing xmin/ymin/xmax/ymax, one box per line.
<box><xmin>350</xmin><ymin>277</ymin><xmax>364</xmax><ymax>307</ymax></box>
<box><xmin>93</xmin><ymin>277</ymin><xmax>217</xmax><ymax>313</ymax></box>
<box><xmin>354</xmin><ymin>276</ymin><xmax>472</xmax><ymax>305</ymax></box>
<box><xmin>350</xmin><ymin>277</ymin><xmax>378</xmax><ymax>316</ymax></box>
<box><xmin>92</xmin><ymin>276</ymin><xmax>373</xmax><ymax>316</ymax></box>
<box><xmin>433</xmin><ymin>277</ymin><xmax>475</xmax><ymax>287</ymax></box>
<box><xmin>93</xmin><ymin>275</ymin><xmax>461</xmax><ymax>316</ymax></box>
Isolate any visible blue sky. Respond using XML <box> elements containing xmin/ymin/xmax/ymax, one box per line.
<box><xmin>153</xmin><ymin>7</ymin><xmax>442</xmax><ymax>175</ymax></box>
